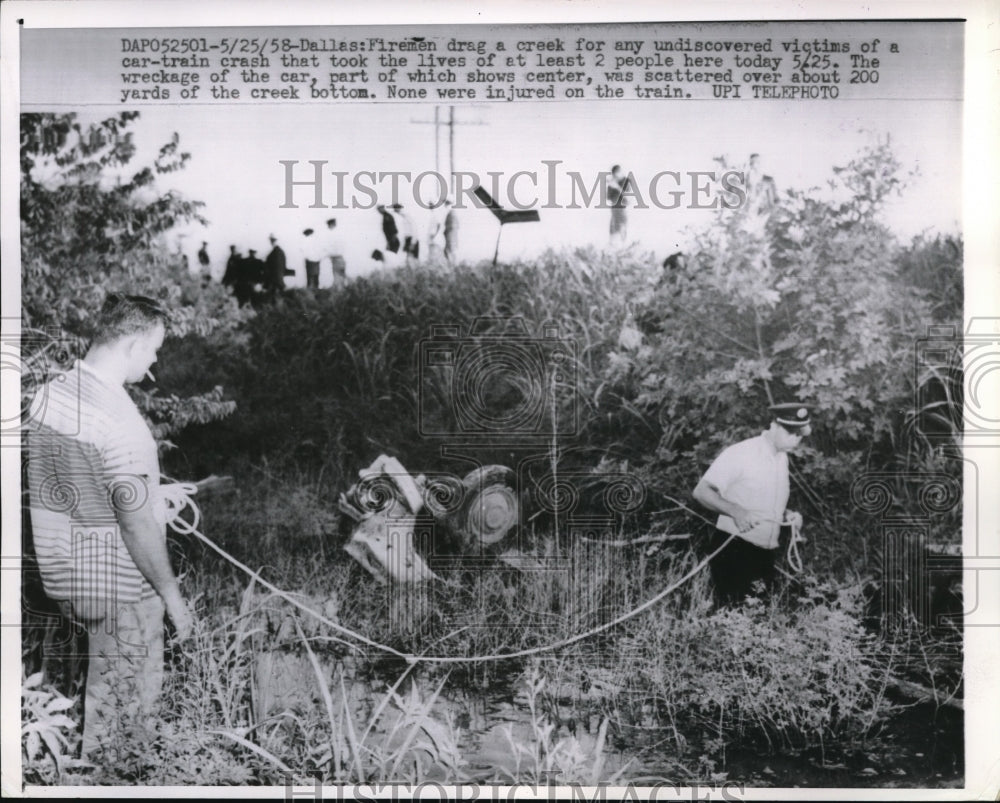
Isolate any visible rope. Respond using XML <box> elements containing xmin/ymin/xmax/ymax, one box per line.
<box><xmin>162</xmin><ymin>481</ymin><xmax>413</xmax><ymax>661</ymax></box>
<box><xmin>786</xmin><ymin>518</ymin><xmax>805</xmax><ymax>575</ymax></box>
<box><xmin>160</xmin><ymin>481</ymin><xmax>733</xmax><ymax>665</ymax></box>
<box><xmin>661</xmin><ymin>494</ymin><xmax>805</xmax><ymax>575</ymax></box>
<box><xmin>159</xmin><ymin>481</ymin><xmax>200</xmax><ymax>532</ymax></box>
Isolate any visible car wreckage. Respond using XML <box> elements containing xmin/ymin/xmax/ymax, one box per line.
<box><xmin>338</xmin><ymin>454</ymin><xmax>534</xmax><ymax>583</ymax></box>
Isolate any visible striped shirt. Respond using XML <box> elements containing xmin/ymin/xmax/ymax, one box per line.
<box><xmin>26</xmin><ymin>360</ymin><xmax>162</xmax><ymax>605</ymax></box>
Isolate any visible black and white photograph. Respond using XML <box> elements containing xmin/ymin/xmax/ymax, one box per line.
<box><xmin>2</xmin><ymin>1</ymin><xmax>998</xmax><ymax>798</ymax></box>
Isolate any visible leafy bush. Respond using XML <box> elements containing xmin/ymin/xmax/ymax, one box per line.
<box><xmin>20</xmin><ymin>112</ymin><xmax>247</xmax><ymax>444</ymax></box>
<box><xmin>618</xmin><ymin>580</ymin><xmax>896</xmax><ymax>757</ymax></box>
<box><xmin>21</xmin><ymin>672</ymin><xmax>88</xmax><ymax>784</ymax></box>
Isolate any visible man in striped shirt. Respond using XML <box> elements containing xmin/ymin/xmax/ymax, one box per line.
<box><xmin>26</xmin><ymin>293</ymin><xmax>193</xmax><ymax>759</ymax></box>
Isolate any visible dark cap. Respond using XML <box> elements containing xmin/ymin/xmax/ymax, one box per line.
<box><xmin>769</xmin><ymin>402</ymin><xmax>811</xmax><ymax>428</ymax></box>
<box><xmin>303</xmin><ymin>228</ymin><xmax>314</xmax><ymax>236</ymax></box>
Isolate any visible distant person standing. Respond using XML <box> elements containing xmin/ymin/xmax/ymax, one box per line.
<box><xmin>325</xmin><ymin>218</ymin><xmax>347</xmax><ymax>288</ymax></box>
<box><xmin>392</xmin><ymin>204</ymin><xmax>418</xmax><ymax>264</ymax></box>
<box><xmin>197</xmin><ymin>241</ymin><xmax>211</xmax><ymax>286</ymax></box>
<box><xmin>607</xmin><ymin>164</ymin><xmax>632</xmax><ymax>247</ymax></box>
<box><xmin>427</xmin><ymin>198</ymin><xmax>447</xmax><ymax>263</ymax></box>
<box><xmin>221</xmin><ymin>245</ymin><xmax>242</xmax><ymax>297</ymax></box>
<box><xmin>377</xmin><ymin>205</ymin><xmax>401</xmax><ymax>254</ymax></box>
<box><xmin>242</xmin><ymin>248</ymin><xmax>266</xmax><ymax>308</ymax></box>
<box><xmin>302</xmin><ymin>228</ymin><xmax>322</xmax><ymax>290</ymax></box>
<box><xmin>745</xmin><ymin>153</ymin><xmax>778</xmax><ymax>214</ymax></box>
<box><xmin>443</xmin><ymin>200</ymin><xmax>458</xmax><ymax>265</ymax></box>
<box><xmin>264</xmin><ymin>234</ymin><xmax>288</xmax><ymax>302</ymax></box>
<box><xmin>635</xmin><ymin>251</ymin><xmax>688</xmax><ymax>336</ymax></box>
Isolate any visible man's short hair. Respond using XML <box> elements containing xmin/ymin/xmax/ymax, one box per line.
<box><xmin>91</xmin><ymin>293</ymin><xmax>168</xmax><ymax>346</ymax></box>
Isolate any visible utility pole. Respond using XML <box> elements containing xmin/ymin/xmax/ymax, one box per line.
<box><xmin>409</xmin><ymin>105</ymin><xmax>486</xmax><ymax>195</ymax></box>
<box><xmin>448</xmin><ymin>106</ymin><xmax>455</xmax><ymax>189</ymax></box>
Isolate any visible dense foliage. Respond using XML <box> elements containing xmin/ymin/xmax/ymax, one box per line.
<box><xmin>20</xmin><ymin>112</ymin><xmax>244</xmax><ymax>439</ymax></box>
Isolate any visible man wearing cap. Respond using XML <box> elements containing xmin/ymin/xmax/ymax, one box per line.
<box><xmin>692</xmin><ymin>402</ymin><xmax>811</xmax><ymax>605</ymax></box>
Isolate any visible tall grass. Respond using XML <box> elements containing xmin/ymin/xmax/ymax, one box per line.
<box><xmin>65</xmin><ymin>465</ymin><xmax>895</xmax><ymax>784</ymax></box>
<box><xmin>23</xmin><ymin>458</ymin><xmax>951</xmax><ymax>784</ymax></box>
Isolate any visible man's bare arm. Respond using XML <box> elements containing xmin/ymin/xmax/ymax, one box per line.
<box><xmin>116</xmin><ymin>482</ymin><xmax>193</xmax><ymax>638</ymax></box>
<box><xmin>692</xmin><ymin>478</ymin><xmax>757</xmax><ymax>533</ymax></box>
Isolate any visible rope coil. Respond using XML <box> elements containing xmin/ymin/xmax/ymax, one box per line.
<box><xmin>786</xmin><ymin>519</ymin><xmax>805</xmax><ymax>575</ymax></box>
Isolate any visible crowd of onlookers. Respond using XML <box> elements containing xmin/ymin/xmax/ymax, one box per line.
<box><xmin>199</xmin><ymin>200</ymin><xmax>460</xmax><ymax>307</ymax></box>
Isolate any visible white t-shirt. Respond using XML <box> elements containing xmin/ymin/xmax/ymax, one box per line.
<box><xmin>324</xmin><ymin>227</ymin><xmax>344</xmax><ymax>258</ymax></box>
<box><xmin>301</xmin><ymin>235</ymin><xmax>324</xmax><ymax>263</ymax></box>
<box><xmin>701</xmin><ymin>431</ymin><xmax>789</xmax><ymax>549</ymax></box>
<box><xmin>427</xmin><ymin>205</ymin><xmax>447</xmax><ymax>248</ymax></box>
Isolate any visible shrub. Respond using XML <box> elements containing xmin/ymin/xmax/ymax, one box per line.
<box><xmin>620</xmin><ymin>579</ymin><xmax>896</xmax><ymax>757</ymax></box>
<box><xmin>21</xmin><ymin>672</ymin><xmax>88</xmax><ymax>785</ymax></box>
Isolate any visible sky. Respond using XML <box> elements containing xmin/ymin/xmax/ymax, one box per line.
<box><xmin>92</xmin><ymin>96</ymin><xmax>962</xmax><ymax>286</ymax></box>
